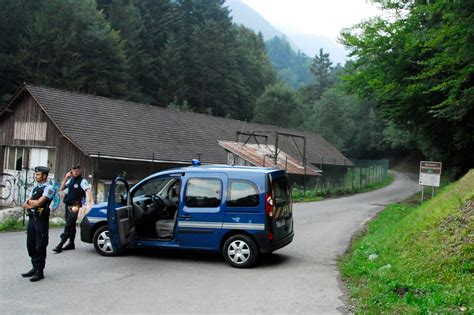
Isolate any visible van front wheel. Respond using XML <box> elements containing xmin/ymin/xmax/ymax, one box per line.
<box><xmin>223</xmin><ymin>234</ymin><xmax>259</xmax><ymax>268</ymax></box>
<box><xmin>93</xmin><ymin>225</ymin><xmax>118</xmax><ymax>256</ymax></box>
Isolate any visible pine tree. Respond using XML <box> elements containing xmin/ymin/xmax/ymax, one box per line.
<box><xmin>15</xmin><ymin>0</ymin><xmax>131</xmax><ymax>98</ymax></box>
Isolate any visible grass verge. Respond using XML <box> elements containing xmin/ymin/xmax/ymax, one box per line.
<box><xmin>339</xmin><ymin>170</ymin><xmax>474</xmax><ymax>313</ymax></box>
<box><xmin>0</xmin><ymin>218</ymin><xmax>65</xmax><ymax>232</ymax></box>
<box><xmin>293</xmin><ymin>174</ymin><xmax>395</xmax><ymax>202</ymax></box>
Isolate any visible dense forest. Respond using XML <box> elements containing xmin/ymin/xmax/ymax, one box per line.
<box><xmin>0</xmin><ymin>0</ymin><xmax>472</xmax><ymax>175</ymax></box>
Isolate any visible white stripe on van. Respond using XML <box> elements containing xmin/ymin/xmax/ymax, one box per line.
<box><xmin>178</xmin><ymin>221</ymin><xmax>264</xmax><ymax>231</ymax></box>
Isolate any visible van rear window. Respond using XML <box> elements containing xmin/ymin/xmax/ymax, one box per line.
<box><xmin>273</xmin><ymin>176</ymin><xmax>290</xmax><ymax>206</ymax></box>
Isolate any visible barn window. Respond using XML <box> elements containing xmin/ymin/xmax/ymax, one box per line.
<box><xmin>5</xmin><ymin>147</ymin><xmax>30</xmax><ymax>170</ymax></box>
<box><xmin>3</xmin><ymin>146</ymin><xmax>56</xmax><ymax>173</ymax></box>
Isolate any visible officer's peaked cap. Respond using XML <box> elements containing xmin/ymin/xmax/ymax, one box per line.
<box><xmin>34</xmin><ymin>166</ymin><xmax>49</xmax><ymax>175</ymax></box>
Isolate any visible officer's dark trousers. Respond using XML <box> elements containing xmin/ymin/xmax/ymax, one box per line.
<box><xmin>26</xmin><ymin>214</ymin><xmax>49</xmax><ymax>270</ymax></box>
<box><xmin>60</xmin><ymin>204</ymin><xmax>78</xmax><ymax>242</ymax></box>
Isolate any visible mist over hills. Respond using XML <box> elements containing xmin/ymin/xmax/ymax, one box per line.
<box><xmin>226</xmin><ymin>0</ymin><xmax>284</xmax><ymax>39</ymax></box>
<box><xmin>226</xmin><ymin>0</ymin><xmax>347</xmax><ymax>65</ymax></box>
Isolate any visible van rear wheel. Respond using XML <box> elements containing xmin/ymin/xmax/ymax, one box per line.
<box><xmin>223</xmin><ymin>234</ymin><xmax>259</xmax><ymax>268</ymax></box>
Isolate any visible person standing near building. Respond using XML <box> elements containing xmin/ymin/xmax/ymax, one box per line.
<box><xmin>21</xmin><ymin>166</ymin><xmax>55</xmax><ymax>282</ymax></box>
<box><xmin>53</xmin><ymin>164</ymin><xmax>94</xmax><ymax>253</ymax></box>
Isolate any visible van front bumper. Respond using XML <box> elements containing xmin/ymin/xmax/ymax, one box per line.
<box><xmin>255</xmin><ymin>231</ymin><xmax>294</xmax><ymax>254</ymax></box>
<box><xmin>80</xmin><ymin>217</ymin><xmax>93</xmax><ymax>243</ymax></box>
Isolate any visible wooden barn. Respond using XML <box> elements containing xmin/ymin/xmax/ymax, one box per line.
<box><xmin>0</xmin><ymin>84</ymin><xmax>352</xmax><ymax>203</ymax></box>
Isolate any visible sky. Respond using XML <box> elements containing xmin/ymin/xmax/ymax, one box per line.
<box><xmin>241</xmin><ymin>0</ymin><xmax>382</xmax><ymax>41</ymax></box>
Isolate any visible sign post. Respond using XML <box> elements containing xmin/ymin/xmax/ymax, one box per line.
<box><xmin>419</xmin><ymin>161</ymin><xmax>442</xmax><ymax>203</ymax></box>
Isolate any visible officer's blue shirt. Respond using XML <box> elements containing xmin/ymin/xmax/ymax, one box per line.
<box><xmin>64</xmin><ymin>177</ymin><xmax>90</xmax><ymax>193</ymax></box>
<box><xmin>29</xmin><ymin>182</ymin><xmax>55</xmax><ymax>201</ymax></box>
<box><xmin>28</xmin><ymin>182</ymin><xmax>55</xmax><ymax>213</ymax></box>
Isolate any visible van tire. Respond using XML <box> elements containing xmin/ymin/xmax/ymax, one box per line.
<box><xmin>223</xmin><ymin>234</ymin><xmax>259</xmax><ymax>268</ymax></box>
<box><xmin>93</xmin><ymin>225</ymin><xmax>118</xmax><ymax>256</ymax></box>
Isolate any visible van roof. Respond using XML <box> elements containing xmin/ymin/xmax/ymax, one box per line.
<box><xmin>164</xmin><ymin>164</ymin><xmax>281</xmax><ymax>174</ymax></box>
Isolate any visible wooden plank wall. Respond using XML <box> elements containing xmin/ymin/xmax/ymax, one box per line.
<box><xmin>0</xmin><ymin>93</ymin><xmax>92</xmax><ymax>181</ymax></box>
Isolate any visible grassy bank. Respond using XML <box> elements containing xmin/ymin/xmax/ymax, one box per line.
<box><xmin>292</xmin><ymin>174</ymin><xmax>394</xmax><ymax>202</ymax></box>
<box><xmin>340</xmin><ymin>170</ymin><xmax>473</xmax><ymax>313</ymax></box>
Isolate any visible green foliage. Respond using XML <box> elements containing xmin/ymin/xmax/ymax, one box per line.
<box><xmin>19</xmin><ymin>0</ymin><xmax>131</xmax><ymax>97</ymax></box>
<box><xmin>0</xmin><ymin>0</ymin><xmax>41</xmax><ymax>104</ymax></box>
<box><xmin>1</xmin><ymin>0</ymin><xmax>277</xmax><ymax>121</ymax></box>
<box><xmin>303</xmin><ymin>87</ymin><xmax>355</xmax><ymax>152</ymax></box>
<box><xmin>0</xmin><ymin>218</ymin><xmax>24</xmax><ymax>232</ymax></box>
<box><xmin>340</xmin><ymin>170</ymin><xmax>474</xmax><ymax>313</ymax></box>
<box><xmin>253</xmin><ymin>83</ymin><xmax>303</xmax><ymax>128</ymax></box>
<box><xmin>265</xmin><ymin>36</ymin><xmax>312</xmax><ymax>89</ymax></box>
<box><xmin>0</xmin><ymin>217</ymin><xmax>65</xmax><ymax>232</ymax></box>
<box><xmin>292</xmin><ymin>171</ymin><xmax>394</xmax><ymax>202</ymax></box>
<box><xmin>340</xmin><ymin>0</ymin><xmax>474</xmax><ymax>174</ymax></box>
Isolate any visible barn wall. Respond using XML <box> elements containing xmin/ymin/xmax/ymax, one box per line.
<box><xmin>0</xmin><ymin>93</ymin><xmax>92</xmax><ymax>180</ymax></box>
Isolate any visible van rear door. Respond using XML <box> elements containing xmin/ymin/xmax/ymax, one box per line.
<box><xmin>267</xmin><ymin>171</ymin><xmax>293</xmax><ymax>241</ymax></box>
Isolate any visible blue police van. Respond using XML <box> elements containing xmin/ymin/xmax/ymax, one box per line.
<box><xmin>80</xmin><ymin>163</ymin><xmax>294</xmax><ymax>268</ymax></box>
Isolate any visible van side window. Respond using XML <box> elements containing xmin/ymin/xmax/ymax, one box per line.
<box><xmin>185</xmin><ymin>178</ymin><xmax>221</xmax><ymax>207</ymax></box>
<box><xmin>227</xmin><ymin>180</ymin><xmax>259</xmax><ymax>207</ymax></box>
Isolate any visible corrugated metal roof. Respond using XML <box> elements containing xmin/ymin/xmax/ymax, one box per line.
<box><xmin>218</xmin><ymin>140</ymin><xmax>321</xmax><ymax>176</ymax></box>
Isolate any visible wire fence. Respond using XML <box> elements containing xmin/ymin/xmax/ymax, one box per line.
<box><xmin>294</xmin><ymin>159</ymin><xmax>390</xmax><ymax>198</ymax></box>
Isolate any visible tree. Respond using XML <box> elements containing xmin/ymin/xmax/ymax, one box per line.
<box><xmin>301</xmin><ymin>48</ymin><xmax>335</xmax><ymax>103</ymax></box>
<box><xmin>12</xmin><ymin>0</ymin><xmax>131</xmax><ymax>99</ymax></box>
<box><xmin>0</xmin><ymin>0</ymin><xmax>42</xmax><ymax>103</ymax></box>
<box><xmin>253</xmin><ymin>83</ymin><xmax>303</xmax><ymax>128</ymax></box>
<box><xmin>265</xmin><ymin>36</ymin><xmax>312</xmax><ymax>89</ymax></box>
<box><xmin>341</xmin><ymin>0</ymin><xmax>474</xmax><ymax>174</ymax></box>
<box><xmin>157</xmin><ymin>33</ymin><xmax>187</xmax><ymax>106</ymax></box>
<box><xmin>232</xmin><ymin>26</ymin><xmax>277</xmax><ymax>120</ymax></box>
<box><xmin>303</xmin><ymin>87</ymin><xmax>355</xmax><ymax>152</ymax></box>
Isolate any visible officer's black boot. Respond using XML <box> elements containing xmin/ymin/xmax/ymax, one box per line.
<box><xmin>30</xmin><ymin>269</ymin><xmax>44</xmax><ymax>282</ymax></box>
<box><xmin>62</xmin><ymin>239</ymin><xmax>75</xmax><ymax>250</ymax></box>
<box><xmin>21</xmin><ymin>268</ymin><xmax>36</xmax><ymax>278</ymax></box>
<box><xmin>52</xmin><ymin>240</ymin><xmax>65</xmax><ymax>253</ymax></box>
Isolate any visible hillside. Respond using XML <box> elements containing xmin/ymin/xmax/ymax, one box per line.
<box><xmin>226</xmin><ymin>0</ymin><xmax>347</xmax><ymax>64</ymax></box>
<box><xmin>226</xmin><ymin>0</ymin><xmax>284</xmax><ymax>40</ymax></box>
<box><xmin>341</xmin><ymin>170</ymin><xmax>474</xmax><ymax>313</ymax></box>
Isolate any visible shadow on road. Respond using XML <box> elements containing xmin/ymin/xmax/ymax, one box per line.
<box><xmin>110</xmin><ymin>247</ymin><xmax>292</xmax><ymax>268</ymax></box>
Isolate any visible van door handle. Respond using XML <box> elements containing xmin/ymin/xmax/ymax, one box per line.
<box><xmin>180</xmin><ymin>214</ymin><xmax>192</xmax><ymax>219</ymax></box>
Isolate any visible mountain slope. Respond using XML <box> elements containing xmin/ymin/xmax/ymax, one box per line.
<box><xmin>227</xmin><ymin>0</ymin><xmax>347</xmax><ymax>64</ymax></box>
<box><xmin>226</xmin><ymin>0</ymin><xmax>284</xmax><ymax>40</ymax></box>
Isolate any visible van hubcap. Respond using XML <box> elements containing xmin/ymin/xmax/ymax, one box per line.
<box><xmin>228</xmin><ymin>240</ymin><xmax>250</xmax><ymax>264</ymax></box>
<box><xmin>97</xmin><ymin>230</ymin><xmax>114</xmax><ymax>253</ymax></box>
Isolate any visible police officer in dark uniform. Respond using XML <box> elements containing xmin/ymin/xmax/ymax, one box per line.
<box><xmin>53</xmin><ymin>164</ymin><xmax>93</xmax><ymax>253</ymax></box>
<box><xmin>21</xmin><ymin>166</ymin><xmax>55</xmax><ymax>282</ymax></box>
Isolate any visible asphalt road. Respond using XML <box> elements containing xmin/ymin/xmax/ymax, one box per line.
<box><xmin>0</xmin><ymin>172</ymin><xmax>419</xmax><ymax>314</ymax></box>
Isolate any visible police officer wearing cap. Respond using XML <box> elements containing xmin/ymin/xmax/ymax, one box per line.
<box><xmin>21</xmin><ymin>166</ymin><xmax>55</xmax><ymax>282</ymax></box>
<box><xmin>53</xmin><ymin>164</ymin><xmax>94</xmax><ymax>253</ymax></box>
